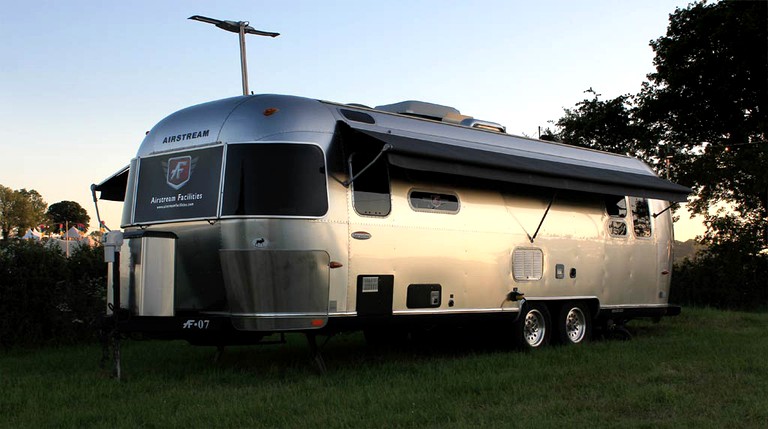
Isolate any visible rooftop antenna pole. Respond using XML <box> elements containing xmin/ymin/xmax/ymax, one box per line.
<box><xmin>237</xmin><ymin>22</ymin><xmax>249</xmax><ymax>95</ymax></box>
<box><xmin>188</xmin><ymin>15</ymin><xmax>280</xmax><ymax>96</ymax></box>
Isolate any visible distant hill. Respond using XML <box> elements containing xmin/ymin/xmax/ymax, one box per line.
<box><xmin>673</xmin><ymin>239</ymin><xmax>706</xmax><ymax>264</ymax></box>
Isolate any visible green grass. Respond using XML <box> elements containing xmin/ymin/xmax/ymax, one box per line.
<box><xmin>1</xmin><ymin>308</ymin><xmax>767</xmax><ymax>428</ymax></box>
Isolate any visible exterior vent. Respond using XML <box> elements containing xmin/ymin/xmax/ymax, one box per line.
<box><xmin>375</xmin><ymin>100</ymin><xmax>460</xmax><ymax>120</ymax></box>
<box><xmin>512</xmin><ymin>248</ymin><xmax>543</xmax><ymax>281</ymax></box>
<box><xmin>375</xmin><ymin>100</ymin><xmax>506</xmax><ymax>133</ymax></box>
<box><xmin>459</xmin><ymin>118</ymin><xmax>506</xmax><ymax>133</ymax></box>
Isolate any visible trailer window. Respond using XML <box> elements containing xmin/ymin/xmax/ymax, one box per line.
<box><xmin>604</xmin><ymin>196</ymin><xmax>628</xmax><ymax>237</ymax></box>
<box><xmin>409</xmin><ymin>190</ymin><xmax>459</xmax><ymax>213</ymax></box>
<box><xmin>221</xmin><ymin>144</ymin><xmax>328</xmax><ymax>217</ymax></box>
<box><xmin>605</xmin><ymin>196</ymin><xmax>627</xmax><ymax>217</ymax></box>
<box><xmin>630</xmin><ymin>197</ymin><xmax>652</xmax><ymax>238</ymax></box>
<box><xmin>350</xmin><ymin>152</ymin><xmax>391</xmax><ymax>216</ymax></box>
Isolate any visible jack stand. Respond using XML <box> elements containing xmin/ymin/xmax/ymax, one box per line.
<box><xmin>113</xmin><ymin>334</ymin><xmax>122</xmax><ymax>381</ymax></box>
<box><xmin>99</xmin><ymin>327</ymin><xmax>111</xmax><ymax>370</ymax></box>
<box><xmin>306</xmin><ymin>333</ymin><xmax>327</xmax><ymax>374</ymax></box>
<box><xmin>100</xmin><ymin>327</ymin><xmax>123</xmax><ymax>380</ymax></box>
<box><xmin>606</xmin><ymin>320</ymin><xmax>632</xmax><ymax>341</ymax></box>
<box><xmin>213</xmin><ymin>345</ymin><xmax>225</xmax><ymax>363</ymax></box>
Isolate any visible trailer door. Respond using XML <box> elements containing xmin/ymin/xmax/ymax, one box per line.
<box><xmin>346</xmin><ymin>150</ymin><xmax>395</xmax><ymax>316</ymax></box>
<box><xmin>603</xmin><ymin>196</ymin><xmax>658</xmax><ymax>306</ymax></box>
<box><xmin>627</xmin><ymin>197</ymin><xmax>659</xmax><ymax>304</ymax></box>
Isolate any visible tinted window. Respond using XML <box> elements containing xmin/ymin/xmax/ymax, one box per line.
<box><xmin>409</xmin><ymin>190</ymin><xmax>459</xmax><ymax>213</ymax></box>
<box><xmin>350</xmin><ymin>152</ymin><xmax>391</xmax><ymax>216</ymax></box>
<box><xmin>605</xmin><ymin>196</ymin><xmax>627</xmax><ymax>217</ymax></box>
<box><xmin>222</xmin><ymin>144</ymin><xmax>328</xmax><ymax>217</ymax></box>
<box><xmin>605</xmin><ymin>196</ymin><xmax>629</xmax><ymax>237</ymax></box>
<box><xmin>630</xmin><ymin>197</ymin><xmax>652</xmax><ymax>238</ymax></box>
<box><xmin>608</xmin><ymin>220</ymin><xmax>628</xmax><ymax>237</ymax></box>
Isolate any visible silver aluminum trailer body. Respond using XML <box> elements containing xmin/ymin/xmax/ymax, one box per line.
<box><xmin>96</xmin><ymin>94</ymin><xmax>689</xmax><ymax>348</ymax></box>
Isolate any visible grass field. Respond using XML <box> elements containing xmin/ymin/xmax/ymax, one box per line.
<box><xmin>1</xmin><ymin>308</ymin><xmax>767</xmax><ymax>428</ymax></box>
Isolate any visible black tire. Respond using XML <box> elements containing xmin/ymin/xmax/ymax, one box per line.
<box><xmin>556</xmin><ymin>302</ymin><xmax>591</xmax><ymax>345</ymax></box>
<box><xmin>514</xmin><ymin>302</ymin><xmax>552</xmax><ymax>349</ymax></box>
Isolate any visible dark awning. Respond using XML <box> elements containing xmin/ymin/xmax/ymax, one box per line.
<box><xmin>355</xmin><ymin>130</ymin><xmax>691</xmax><ymax>202</ymax></box>
<box><xmin>93</xmin><ymin>165</ymin><xmax>129</xmax><ymax>201</ymax></box>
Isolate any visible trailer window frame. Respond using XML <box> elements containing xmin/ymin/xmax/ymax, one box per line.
<box><xmin>220</xmin><ymin>141</ymin><xmax>330</xmax><ymax>219</ymax></box>
<box><xmin>604</xmin><ymin>196</ymin><xmax>629</xmax><ymax>238</ymax></box>
<box><xmin>407</xmin><ymin>189</ymin><xmax>460</xmax><ymax>214</ymax></box>
<box><xmin>604</xmin><ymin>195</ymin><xmax>628</xmax><ymax>218</ymax></box>
<box><xmin>131</xmin><ymin>144</ymin><xmax>225</xmax><ymax>225</ymax></box>
<box><xmin>629</xmin><ymin>196</ymin><xmax>653</xmax><ymax>239</ymax></box>
<box><xmin>349</xmin><ymin>151</ymin><xmax>392</xmax><ymax>217</ymax></box>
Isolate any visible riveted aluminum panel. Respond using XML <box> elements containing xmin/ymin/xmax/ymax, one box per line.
<box><xmin>220</xmin><ymin>250</ymin><xmax>330</xmax><ymax>331</ymax></box>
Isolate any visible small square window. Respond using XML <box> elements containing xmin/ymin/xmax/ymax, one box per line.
<box><xmin>408</xmin><ymin>190</ymin><xmax>459</xmax><ymax>213</ymax></box>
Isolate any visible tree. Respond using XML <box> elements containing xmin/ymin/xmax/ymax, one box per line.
<box><xmin>550</xmin><ymin>1</ymin><xmax>767</xmax><ymax>309</ymax></box>
<box><xmin>0</xmin><ymin>239</ymin><xmax>106</xmax><ymax>347</ymax></box>
<box><xmin>554</xmin><ymin>1</ymin><xmax>766</xmax><ymax>247</ymax></box>
<box><xmin>639</xmin><ymin>0</ymin><xmax>768</xmax><ymax>254</ymax></box>
<box><xmin>0</xmin><ymin>185</ymin><xmax>48</xmax><ymax>239</ymax></box>
<box><xmin>0</xmin><ymin>185</ymin><xmax>14</xmax><ymax>239</ymax></box>
<box><xmin>47</xmin><ymin>201</ymin><xmax>90</xmax><ymax>233</ymax></box>
<box><xmin>555</xmin><ymin>89</ymin><xmax>663</xmax><ymax>169</ymax></box>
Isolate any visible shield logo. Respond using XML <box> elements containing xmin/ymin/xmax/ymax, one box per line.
<box><xmin>430</xmin><ymin>194</ymin><xmax>443</xmax><ymax>209</ymax></box>
<box><xmin>166</xmin><ymin>156</ymin><xmax>192</xmax><ymax>189</ymax></box>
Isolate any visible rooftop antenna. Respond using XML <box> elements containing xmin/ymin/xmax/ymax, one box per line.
<box><xmin>188</xmin><ymin>15</ymin><xmax>280</xmax><ymax>96</ymax></box>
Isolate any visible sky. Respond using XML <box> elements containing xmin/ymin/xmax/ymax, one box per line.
<box><xmin>0</xmin><ymin>0</ymin><xmax>705</xmax><ymax>240</ymax></box>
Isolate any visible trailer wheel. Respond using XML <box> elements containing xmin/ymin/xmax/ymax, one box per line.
<box><xmin>557</xmin><ymin>302</ymin><xmax>591</xmax><ymax>345</ymax></box>
<box><xmin>515</xmin><ymin>303</ymin><xmax>551</xmax><ymax>349</ymax></box>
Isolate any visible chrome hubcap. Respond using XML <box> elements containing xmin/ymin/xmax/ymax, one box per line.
<box><xmin>524</xmin><ymin>309</ymin><xmax>546</xmax><ymax>347</ymax></box>
<box><xmin>565</xmin><ymin>307</ymin><xmax>586</xmax><ymax>343</ymax></box>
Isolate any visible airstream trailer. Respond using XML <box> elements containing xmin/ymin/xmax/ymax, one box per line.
<box><xmin>94</xmin><ymin>94</ymin><xmax>689</xmax><ymax>356</ymax></box>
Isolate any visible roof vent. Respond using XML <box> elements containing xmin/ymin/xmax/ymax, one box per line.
<box><xmin>460</xmin><ymin>118</ymin><xmax>506</xmax><ymax>133</ymax></box>
<box><xmin>375</xmin><ymin>100</ymin><xmax>506</xmax><ymax>133</ymax></box>
<box><xmin>375</xmin><ymin>100</ymin><xmax>460</xmax><ymax>121</ymax></box>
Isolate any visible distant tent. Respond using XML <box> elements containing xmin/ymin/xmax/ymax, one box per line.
<box><xmin>22</xmin><ymin>228</ymin><xmax>43</xmax><ymax>240</ymax></box>
<box><xmin>48</xmin><ymin>236</ymin><xmax>97</xmax><ymax>255</ymax></box>
<box><xmin>65</xmin><ymin>226</ymin><xmax>84</xmax><ymax>240</ymax></box>
<box><xmin>79</xmin><ymin>236</ymin><xmax>97</xmax><ymax>247</ymax></box>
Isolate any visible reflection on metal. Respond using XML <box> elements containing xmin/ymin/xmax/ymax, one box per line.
<box><xmin>107</xmin><ymin>231</ymin><xmax>176</xmax><ymax>317</ymax></box>
<box><xmin>219</xmin><ymin>250</ymin><xmax>330</xmax><ymax>331</ymax></box>
<box><xmin>609</xmin><ymin>219</ymin><xmax>628</xmax><ymax>237</ymax></box>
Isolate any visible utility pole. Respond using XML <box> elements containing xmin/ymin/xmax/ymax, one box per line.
<box><xmin>65</xmin><ymin>220</ymin><xmax>69</xmax><ymax>258</ymax></box>
<box><xmin>188</xmin><ymin>15</ymin><xmax>280</xmax><ymax>96</ymax></box>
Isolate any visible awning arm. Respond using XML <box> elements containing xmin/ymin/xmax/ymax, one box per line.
<box><xmin>342</xmin><ymin>144</ymin><xmax>392</xmax><ymax>188</ymax></box>
<box><xmin>529</xmin><ymin>192</ymin><xmax>557</xmax><ymax>243</ymax></box>
<box><xmin>652</xmin><ymin>202</ymin><xmax>678</xmax><ymax>219</ymax></box>
<box><xmin>90</xmin><ymin>184</ymin><xmax>111</xmax><ymax>232</ymax></box>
